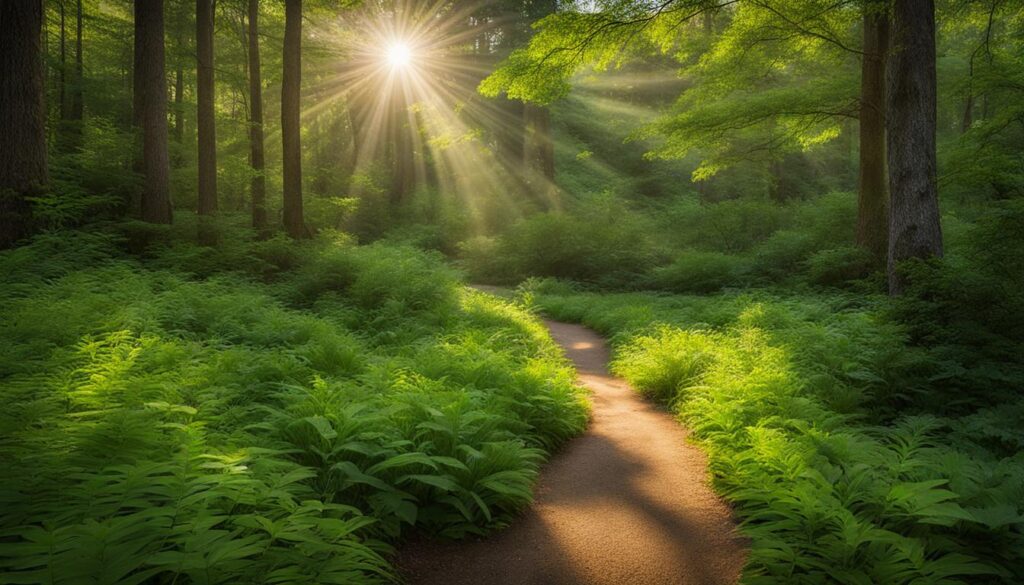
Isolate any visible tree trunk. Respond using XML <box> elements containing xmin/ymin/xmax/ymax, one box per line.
<box><xmin>137</xmin><ymin>0</ymin><xmax>172</xmax><ymax>224</ymax></box>
<box><xmin>536</xmin><ymin>106</ymin><xmax>555</xmax><ymax>182</ymax></box>
<box><xmin>59</xmin><ymin>0</ymin><xmax>67</xmax><ymax>122</ymax></box>
<box><xmin>132</xmin><ymin>0</ymin><xmax>145</xmax><ymax>193</ymax></box>
<box><xmin>0</xmin><ymin>0</ymin><xmax>48</xmax><ymax>248</ymax></box>
<box><xmin>886</xmin><ymin>0</ymin><xmax>942</xmax><ymax>294</ymax></box>
<box><xmin>857</xmin><ymin>8</ymin><xmax>888</xmax><ymax>264</ymax></box>
<box><xmin>247</xmin><ymin>0</ymin><xmax>267</xmax><ymax>232</ymax></box>
<box><xmin>282</xmin><ymin>0</ymin><xmax>305</xmax><ymax>238</ymax></box>
<box><xmin>196</xmin><ymin>0</ymin><xmax>217</xmax><ymax>216</ymax></box>
<box><xmin>174</xmin><ymin>65</ymin><xmax>184</xmax><ymax>143</ymax></box>
<box><xmin>68</xmin><ymin>0</ymin><xmax>84</xmax><ymax>146</ymax></box>
<box><xmin>390</xmin><ymin>92</ymin><xmax>414</xmax><ymax>204</ymax></box>
<box><xmin>523</xmin><ymin>103</ymin><xmax>555</xmax><ymax>182</ymax></box>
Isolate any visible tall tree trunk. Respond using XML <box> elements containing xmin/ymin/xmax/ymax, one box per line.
<box><xmin>857</xmin><ymin>8</ymin><xmax>888</xmax><ymax>264</ymax></box>
<box><xmin>0</xmin><ymin>0</ymin><xmax>48</xmax><ymax>248</ymax></box>
<box><xmin>523</xmin><ymin>104</ymin><xmax>555</xmax><ymax>182</ymax></box>
<box><xmin>886</xmin><ymin>0</ymin><xmax>942</xmax><ymax>294</ymax></box>
<box><xmin>136</xmin><ymin>0</ymin><xmax>172</xmax><ymax>224</ymax></box>
<box><xmin>173</xmin><ymin>66</ymin><xmax>184</xmax><ymax>143</ymax></box>
<box><xmin>282</xmin><ymin>0</ymin><xmax>305</xmax><ymax>238</ymax></box>
<box><xmin>132</xmin><ymin>0</ymin><xmax>145</xmax><ymax>200</ymax></box>
<box><xmin>247</xmin><ymin>0</ymin><xmax>267</xmax><ymax>232</ymax></box>
<box><xmin>67</xmin><ymin>0</ymin><xmax>84</xmax><ymax>149</ymax></box>
<box><xmin>390</xmin><ymin>92</ymin><xmax>413</xmax><ymax>204</ymax></box>
<box><xmin>196</xmin><ymin>0</ymin><xmax>217</xmax><ymax>216</ymax></box>
<box><xmin>536</xmin><ymin>106</ymin><xmax>555</xmax><ymax>182</ymax></box>
<box><xmin>522</xmin><ymin>0</ymin><xmax>557</xmax><ymax>185</ymax></box>
<box><xmin>59</xmin><ymin>0</ymin><xmax>67</xmax><ymax>122</ymax></box>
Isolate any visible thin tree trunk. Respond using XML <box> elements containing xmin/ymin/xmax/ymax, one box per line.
<box><xmin>196</xmin><ymin>0</ymin><xmax>217</xmax><ymax>215</ymax></box>
<box><xmin>0</xmin><ymin>0</ymin><xmax>48</xmax><ymax>248</ymax></box>
<box><xmin>68</xmin><ymin>0</ymin><xmax>83</xmax><ymax>148</ymax></box>
<box><xmin>523</xmin><ymin>104</ymin><xmax>556</xmax><ymax>183</ymax></box>
<box><xmin>886</xmin><ymin>0</ymin><xmax>942</xmax><ymax>294</ymax></box>
<box><xmin>961</xmin><ymin>92</ymin><xmax>973</xmax><ymax>134</ymax></box>
<box><xmin>59</xmin><ymin>0</ymin><xmax>67</xmax><ymax>122</ymax></box>
<box><xmin>390</xmin><ymin>92</ymin><xmax>413</xmax><ymax>204</ymax></box>
<box><xmin>282</xmin><ymin>0</ymin><xmax>306</xmax><ymax>238</ymax></box>
<box><xmin>536</xmin><ymin>106</ymin><xmax>555</xmax><ymax>182</ymax></box>
<box><xmin>137</xmin><ymin>0</ymin><xmax>172</xmax><ymax>224</ymax></box>
<box><xmin>174</xmin><ymin>66</ymin><xmax>184</xmax><ymax>143</ymax></box>
<box><xmin>132</xmin><ymin>0</ymin><xmax>145</xmax><ymax>193</ymax></box>
<box><xmin>247</xmin><ymin>0</ymin><xmax>267</xmax><ymax>232</ymax></box>
<box><xmin>857</xmin><ymin>8</ymin><xmax>888</xmax><ymax>264</ymax></box>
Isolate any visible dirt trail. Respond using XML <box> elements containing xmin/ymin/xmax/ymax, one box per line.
<box><xmin>397</xmin><ymin>318</ymin><xmax>747</xmax><ymax>585</ymax></box>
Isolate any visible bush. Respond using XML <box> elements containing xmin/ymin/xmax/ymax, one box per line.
<box><xmin>0</xmin><ymin>231</ymin><xmax>589</xmax><ymax>583</ymax></box>
<box><xmin>750</xmin><ymin>229</ymin><xmax>818</xmax><ymax>278</ymax></box>
<box><xmin>534</xmin><ymin>288</ymin><xmax>1024</xmax><ymax>584</ymax></box>
<box><xmin>648</xmin><ymin>250</ymin><xmax>749</xmax><ymax>293</ymax></box>
<box><xmin>482</xmin><ymin>200</ymin><xmax>661</xmax><ymax>286</ymax></box>
<box><xmin>611</xmin><ymin>326</ymin><xmax>718</xmax><ymax>403</ymax></box>
<box><xmin>804</xmin><ymin>245</ymin><xmax>876</xmax><ymax>286</ymax></box>
<box><xmin>660</xmin><ymin>196</ymin><xmax>789</xmax><ymax>253</ymax></box>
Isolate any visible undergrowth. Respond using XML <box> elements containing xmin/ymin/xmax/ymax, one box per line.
<box><xmin>0</xmin><ymin>228</ymin><xmax>588</xmax><ymax>584</ymax></box>
<box><xmin>528</xmin><ymin>280</ymin><xmax>1024</xmax><ymax>584</ymax></box>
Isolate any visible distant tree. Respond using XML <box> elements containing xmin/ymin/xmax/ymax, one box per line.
<box><xmin>196</xmin><ymin>0</ymin><xmax>217</xmax><ymax>217</ymax></box>
<box><xmin>247</xmin><ymin>0</ymin><xmax>267</xmax><ymax>232</ymax></box>
<box><xmin>282</xmin><ymin>0</ymin><xmax>306</xmax><ymax>238</ymax></box>
<box><xmin>886</xmin><ymin>0</ymin><xmax>942</xmax><ymax>294</ymax></box>
<box><xmin>522</xmin><ymin>0</ymin><xmax>557</xmax><ymax>183</ymax></box>
<box><xmin>858</xmin><ymin>3</ymin><xmax>889</xmax><ymax>263</ymax></box>
<box><xmin>0</xmin><ymin>0</ymin><xmax>48</xmax><ymax>248</ymax></box>
<box><xmin>136</xmin><ymin>0</ymin><xmax>173</xmax><ymax>224</ymax></box>
<box><xmin>68</xmin><ymin>0</ymin><xmax>84</xmax><ymax>147</ymax></box>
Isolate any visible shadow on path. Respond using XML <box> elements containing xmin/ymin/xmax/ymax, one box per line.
<box><xmin>396</xmin><ymin>317</ymin><xmax>747</xmax><ymax>585</ymax></box>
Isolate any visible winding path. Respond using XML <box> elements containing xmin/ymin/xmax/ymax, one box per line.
<box><xmin>397</xmin><ymin>312</ymin><xmax>747</xmax><ymax>585</ymax></box>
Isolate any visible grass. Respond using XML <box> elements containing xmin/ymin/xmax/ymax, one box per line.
<box><xmin>0</xmin><ymin>226</ymin><xmax>588</xmax><ymax>584</ymax></box>
<box><xmin>526</xmin><ymin>280</ymin><xmax>1024</xmax><ymax>584</ymax></box>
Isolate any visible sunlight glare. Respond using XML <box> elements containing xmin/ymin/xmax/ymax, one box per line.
<box><xmin>386</xmin><ymin>42</ymin><xmax>413</xmax><ymax>69</ymax></box>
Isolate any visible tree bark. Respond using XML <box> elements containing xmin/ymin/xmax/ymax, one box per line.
<box><xmin>523</xmin><ymin>103</ymin><xmax>555</xmax><ymax>182</ymax></box>
<box><xmin>68</xmin><ymin>0</ymin><xmax>84</xmax><ymax>138</ymax></box>
<box><xmin>60</xmin><ymin>0</ymin><xmax>67</xmax><ymax>122</ymax></box>
<box><xmin>857</xmin><ymin>8</ymin><xmax>888</xmax><ymax>264</ymax></box>
<box><xmin>886</xmin><ymin>0</ymin><xmax>942</xmax><ymax>294</ymax></box>
<box><xmin>0</xmin><ymin>0</ymin><xmax>48</xmax><ymax>248</ymax></box>
<box><xmin>247</xmin><ymin>0</ymin><xmax>267</xmax><ymax>232</ymax></box>
<box><xmin>174</xmin><ymin>65</ymin><xmax>184</xmax><ymax>143</ymax></box>
<box><xmin>390</xmin><ymin>92</ymin><xmax>414</xmax><ymax>204</ymax></box>
<box><xmin>196</xmin><ymin>0</ymin><xmax>217</xmax><ymax>215</ymax></box>
<box><xmin>282</xmin><ymin>0</ymin><xmax>306</xmax><ymax>238</ymax></box>
<box><xmin>136</xmin><ymin>0</ymin><xmax>173</xmax><ymax>224</ymax></box>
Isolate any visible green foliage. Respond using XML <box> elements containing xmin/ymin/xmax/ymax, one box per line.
<box><xmin>804</xmin><ymin>246</ymin><xmax>875</xmax><ymax>287</ymax></box>
<box><xmin>648</xmin><ymin>250</ymin><xmax>749</xmax><ymax>293</ymax></box>
<box><xmin>460</xmin><ymin>197</ymin><xmax>662</xmax><ymax>287</ymax></box>
<box><xmin>0</xmin><ymin>230</ymin><xmax>588</xmax><ymax>583</ymax></box>
<box><xmin>532</xmin><ymin>286</ymin><xmax>1024</xmax><ymax>584</ymax></box>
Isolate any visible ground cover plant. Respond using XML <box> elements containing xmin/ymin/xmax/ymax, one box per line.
<box><xmin>2</xmin><ymin>0</ymin><xmax>1022</xmax><ymax>583</ymax></box>
<box><xmin>0</xmin><ymin>229</ymin><xmax>588</xmax><ymax>584</ymax></box>
<box><xmin>527</xmin><ymin>280</ymin><xmax>1024</xmax><ymax>583</ymax></box>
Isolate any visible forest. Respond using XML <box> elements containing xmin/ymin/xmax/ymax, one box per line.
<box><xmin>0</xmin><ymin>0</ymin><xmax>1022</xmax><ymax>583</ymax></box>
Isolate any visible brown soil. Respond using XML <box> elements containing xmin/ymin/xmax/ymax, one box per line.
<box><xmin>395</xmin><ymin>318</ymin><xmax>747</xmax><ymax>585</ymax></box>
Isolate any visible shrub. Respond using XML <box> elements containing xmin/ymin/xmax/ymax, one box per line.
<box><xmin>804</xmin><ymin>245</ymin><xmax>876</xmax><ymax>286</ymax></box>
<box><xmin>0</xmin><ymin>231</ymin><xmax>588</xmax><ymax>583</ymax></box>
<box><xmin>750</xmin><ymin>229</ymin><xmax>818</xmax><ymax>278</ymax></box>
<box><xmin>487</xmin><ymin>202</ymin><xmax>660</xmax><ymax>286</ymax></box>
<box><xmin>648</xmin><ymin>250</ymin><xmax>749</xmax><ymax>293</ymax></box>
<box><xmin>611</xmin><ymin>326</ymin><xmax>718</xmax><ymax>403</ymax></box>
<box><xmin>660</xmin><ymin>196</ymin><xmax>789</xmax><ymax>253</ymax></box>
<box><xmin>534</xmin><ymin>288</ymin><xmax>1024</xmax><ymax>584</ymax></box>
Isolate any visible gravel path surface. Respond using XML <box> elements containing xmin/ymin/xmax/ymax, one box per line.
<box><xmin>396</xmin><ymin>318</ymin><xmax>747</xmax><ymax>585</ymax></box>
